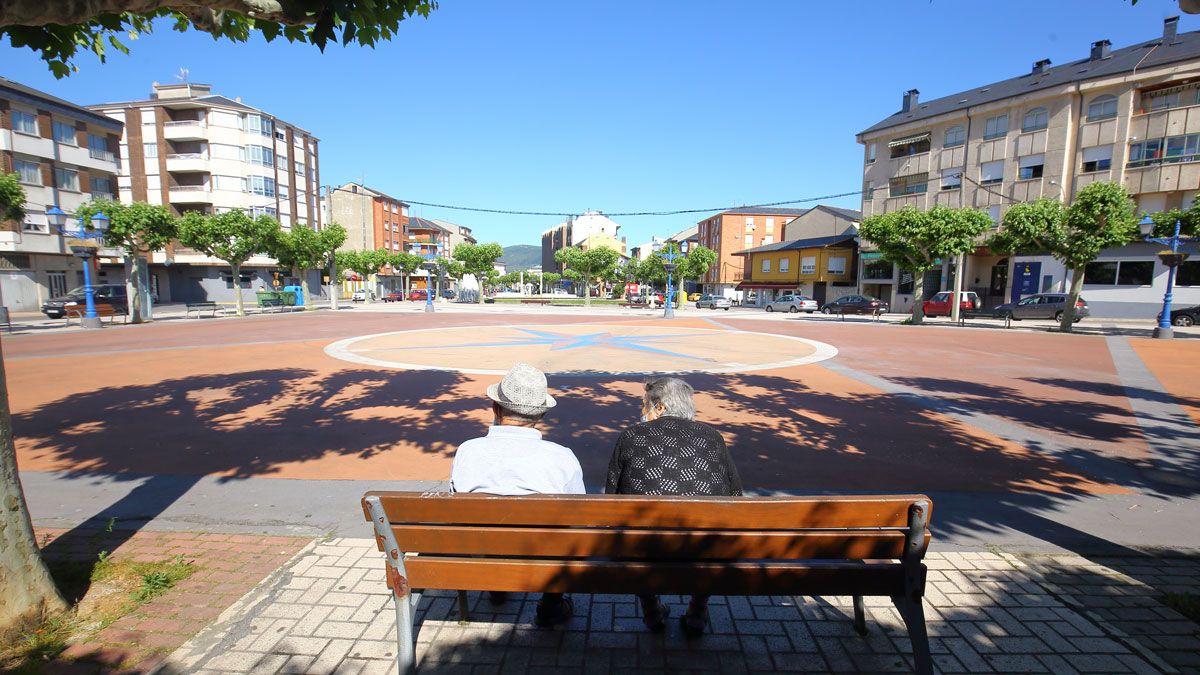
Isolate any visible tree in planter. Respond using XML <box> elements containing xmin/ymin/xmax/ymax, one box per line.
<box><xmin>988</xmin><ymin>182</ymin><xmax>1138</xmax><ymax>332</ymax></box>
<box><xmin>860</xmin><ymin>205</ymin><xmax>992</xmax><ymax>325</ymax></box>
<box><xmin>555</xmin><ymin>246</ymin><xmax>621</xmax><ymax>306</ymax></box>
<box><xmin>0</xmin><ymin>175</ymin><xmax>67</xmax><ymax>634</ymax></box>
<box><xmin>74</xmin><ymin>199</ymin><xmax>177</xmax><ymax>324</ymax></box>
<box><xmin>178</xmin><ymin>210</ymin><xmax>281</xmax><ymax>317</ymax></box>
<box><xmin>335</xmin><ymin>249</ymin><xmax>391</xmax><ymax>302</ymax></box>
<box><xmin>270</xmin><ymin>222</ymin><xmax>347</xmax><ymax>309</ymax></box>
<box><xmin>451</xmin><ymin>242</ymin><xmax>504</xmax><ymax>303</ymax></box>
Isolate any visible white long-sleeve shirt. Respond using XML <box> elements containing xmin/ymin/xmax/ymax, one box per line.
<box><xmin>449</xmin><ymin>425</ymin><xmax>586</xmax><ymax>496</ymax></box>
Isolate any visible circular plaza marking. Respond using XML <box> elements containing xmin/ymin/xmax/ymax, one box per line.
<box><xmin>324</xmin><ymin>324</ymin><xmax>838</xmax><ymax>375</ymax></box>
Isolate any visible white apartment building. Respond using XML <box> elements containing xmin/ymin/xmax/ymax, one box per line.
<box><xmin>857</xmin><ymin>17</ymin><xmax>1200</xmax><ymax>318</ymax></box>
<box><xmin>90</xmin><ymin>82</ymin><xmax>322</xmax><ymax>303</ymax></box>
<box><xmin>1</xmin><ymin>77</ymin><xmax>123</xmax><ymax>311</ymax></box>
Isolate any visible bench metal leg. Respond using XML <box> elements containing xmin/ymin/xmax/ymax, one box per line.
<box><xmin>852</xmin><ymin>595</ymin><xmax>867</xmax><ymax>636</ymax></box>
<box><xmin>394</xmin><ymin>590</ymin><xmax>416</xmax><ymax>674</ymax></box>
<box><xmin>457</xmin><ymin>590</ymin><xmax>471</xmax><ymax>623</ymax></box>
<box><xmin>365</xmin><ymin>495</ymin><xmax>417</xmax><ymax>674</ymax></box>
<box><xmin>891</xmin><ymin>594</ymin><xmax>933</xmax><ymax>675</ymax></box>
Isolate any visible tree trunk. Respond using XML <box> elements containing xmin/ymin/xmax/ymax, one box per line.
<box><xmin>911</xmin><ymin>272</ymin><xmax>925</xmax><ymax>325</ymax></box>
<box><xmin>584</xmin><ymin>274</ymin><xmax>592</xmax><ymax>307</ymax></box>
<box><xmin>231</xmin><ymin>262</ymin><xmax>246</xmax><ymax>317</ymax></box>
<box><xmin>364</xmin><ymin>272</ymin><xmax>373</xmax><ymax>303</ymax></box>
<box><xmin>477</xmin><ymin>271</ymin><xmax>485</xmax><ymax>304</ymax></box>
<box><xmin>1060</xmin><ymin>267</ymin><xmax>1085</xmax><ymax>333</ymax></box>
<box><xmin>0</xmin><ymin>338</ymin><xmax>67</xmax><ymax>634</ymax></box>
<box><xmin>124</xmin><ymin>256</ymin><xmax>142</xmax><ymax>324</ymax></box>
<box><xmin>329</xmin><ymin>259</ymin><xmax>340</xmax><ymax>311</ymax></box>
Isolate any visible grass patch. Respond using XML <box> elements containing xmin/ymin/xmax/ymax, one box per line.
<box><xmin>0</xmin><ymin>554</ymin><xmax>196</xmax><ymax>673</ymax></box>
<box><xmin>1163</xmin><ymin>592</ymin><xmax>1200</xmax><ymax>623</ymax></box>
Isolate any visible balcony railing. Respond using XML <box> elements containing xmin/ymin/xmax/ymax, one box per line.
<box><xmin>164</xmin><ymin>120</ymin><xmax>206</xmax><ymax>128</ymax></box>
<box><xmin>170</xmin><ymin>185</ymin><xmax>209</xmax><ymax>191</ymax></box>
<box><xmin>167</xmin><ymin>153</ymin><xmax>206</xmax><ymax>161</ymax></box>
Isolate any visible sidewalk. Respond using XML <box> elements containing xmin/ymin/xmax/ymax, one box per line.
<box><xmin>163</xmin><ymin>538</ymin><xmax>1200</xmax><ymax>674</ymax></box>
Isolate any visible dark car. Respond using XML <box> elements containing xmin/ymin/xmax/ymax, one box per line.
<box><xmin>441</xmin><ymin>289</ymin><xmax>456</xmax><ymax>299</ymax></box>
<box><xmin>993</xmin><ymin>293</ymin><xmax>1089</xmax><ymax>322</ymax></box>
<box><xmin>819</xmin><ymin>294</ymin><xmax>888</xmax><ymax>315</ymax></box>
<box><xmin>1159</xmin><ymin>304</ymin><xmax>1199</xmax><ymax>327</ymax></box>
<box><xmin>41</xmin><ymin>284</ymin><xmax>128</xmax><ymax>319</ymax></box>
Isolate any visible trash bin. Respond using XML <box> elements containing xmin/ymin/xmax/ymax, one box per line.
<box><xmin>283</xmin><ymin>285</ymin><xmax>304</xmax><ymax>307</ymax></box>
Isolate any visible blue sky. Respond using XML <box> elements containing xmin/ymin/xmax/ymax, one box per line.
<box><xmin>2</xmin><ymin>0</ymin><xmax>1196</xmax><ymax>247</ymax></box>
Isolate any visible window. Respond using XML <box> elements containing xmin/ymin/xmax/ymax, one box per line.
<box><xmin>745</xmin><ymin>217</ymin><xmax>754</xmax><ymax>230</ymax></box>
<box><xmin>940</xmin><ymin>169</ymin><xmax>961</xmax><ymax>190</ymax></box>
<box><xmin>765</xmin><ymin>217</ymin><xmax>774</xmax><ymax>232</ymax></box>
<box><xmin>863</xmin><ymin>180</ymin><xmax>875</xmax><ymax>201</ymax></box>
<box><xmin>213</xmin><ymin>175</ymin><xmax>244</xmax><ymax>192</ymax></box>
<box><xmin>1088</xmin><ymin>95</ymin><xmax>1118</xmax><ymax>121</ymax></box>
<box><xmin>144</xmin><ymin>143</ymin><xmax>158</xmax><ymax>158</ymax></box>
<box><xmin>245</xmin><ymin>114</ymin><xmax>273</xmax><ymax>137</ymax></box>
<box><xmin>245</xmin><ymin>144</ymin><xmax>274</xmax><ymax>167</ymax></box>
<box><xmin>864</xmin><ymin>260</ymin><xmax>892</xmax><ymax>280</ymax></box>
<box><xmin>866</xmin><ymin>143</ymin><xmax>876</xmax><ymax>163</ymax></box>
<box><xmin>1082</xmin><ymin>145</ymin><xmax>1113</xmax><ymax>172</ymax></box>
<box><xmin>1147</xmin><ymin>90</ymin><xmax>1182</xmax><ymax>111</ymax></box>
<box><xmin>1022</xmin><ymin>108</ymin><xmax>1049</xmax><ymax>132</ymax></box>
<box><xmin>889</xmin><ymin>172</ymin><xmax>928</xmax><ymax>197</ymax></box>
<box><xmin>11</xmin><ymin>110</ymin><xmax>37</xmax><ymax>135</ymax></box>
<box><xmin>1177</xmin><ymin>260</ymin><xmax>1200</xmax><ymax>286</ymax></box>
<box><xmin>1166</xmin><ymin>134</ymin><xmax>1200</xmax><ymax>162</ymax></box>
<box><xmin>249</xmin><ymin>206</ymin><xmax>277</xmax><ymax>218</ymax></box>
<box><xmin>780</xmin><ymin>258</ymin><xmax>790</xmax><ymax>272</ymax></box>
<box><xmin>247</xmin><ymin>175</ymin><xmax>276</xmax><ymax>197</ymax></box>
<box><xmin>1084</xmin><ymin>260</ymin><xmax>1154</xmax><ymax>285</ymax></box>
<box><xmin>295</xmin><ymin>161</ymin><xmax>304</xmax><ymax>174</ymax></box>
<box><xmin>827</xmin><ymin>256</ymin><xmax>847</xmax><ymax>275</ymax></box>
<box><xmin>983</xmin><ymin>114</ymin><xmax>1008</xmax><ymax>139</ymax></box>
<box><xmin>889</xmin><ymin>135</ymin><xmax>930</xmax><ymax>158</ymax></box>
<box><xmin>88</xmin><ymin>134</ymin><xmax>114</xmax><ymax>162</ymax></box>
<box><xmin>89</xmin><ymin>176</ymin><xmax>112</xmax><ymax>195</ymax></box>
<box><xmin>1143</xmin><ymin>86</ymin><xmax>1200</xmax><ymax>112</ymax></box>
<box><xmin>744</xmin><ymin>234</ymin><xmax>753</xmax><ymax>246</ymax></box>
<box><xmin>1018</xmin><ymin>154</ymin><xmax>1045</xmax><ymax>180</ymax></box>
<box><xmin>944</xmin><ymin>125</ymin><xmax>965</xmax><ymax>147</ymax></box>
<box><xmin>23</xmin><ymin>219</ymin><xmax>48</xmax><ymax>234</ymax></box>
<box><xmin>52</xmin><ymin>121</ymin><xmax>77</xmax><ymax>145</ymax></box>
<box><xmin>1129</xmin><ymin>134</ymin><xmax>1200</xmax><ymax>167</ymax></box>
<box><xmin>55</xmin><ymin>167</ymin><xmax>79</xmax><ymax>191</ymax></box>
<box><xmin>800</xmin><ymin>256</ymin><xmax>817</xmax><ymax>275</ymax></box>
<box><xmin>761</xmin><ymin>258</ymin><xmax>771</xmax><ymax>273</ymax></box>
<box><xmin>988</xmin><ymin>205</ymin><xmax>1001</xmax><ymax>223</ymax></box>
<box><xmin>980</xmin><ymin>160</ymin><xmax>1004</xmax><ymax>185</ymax></box>
<box><xmin>14</xmin><ymin>159</ymin><xmax>40</xmax><ymax>185</ymax></box>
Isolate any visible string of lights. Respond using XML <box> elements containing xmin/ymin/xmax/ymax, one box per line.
<box><xmin>397</xmin><ymin>190</ymin><xmax>867</xmax><ymax>218</ymax></box>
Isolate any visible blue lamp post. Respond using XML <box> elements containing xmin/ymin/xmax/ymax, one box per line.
<box><xmin>1139</xmin><ymin>214</ymin><xmax>1196</xmax><ymax>339</ymax></box>
<box><xmin>413</xmin><ymin>242</ymin><xmax>440</xmax><ymax>313</ymax></box>
<box><xmin>46</xmin><ymin>206</ymin><xmax>110</xmax><ymax>330</ymax></box>
<box><xmin>660</xmin><ymin>245</ymin><xmax>683</xmax><ymax>320</ymax></box>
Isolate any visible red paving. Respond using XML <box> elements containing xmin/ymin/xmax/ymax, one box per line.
<box><xmin>5</xmin><ymin>310</ymin><xmax>1191</xmax><ymax>495</ymax></box>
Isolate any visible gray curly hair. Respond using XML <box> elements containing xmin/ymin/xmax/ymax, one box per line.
<box><xmin>644</xmin><ymin>377</ymin><xmax>696</xmax><ymax>420</ymax></box>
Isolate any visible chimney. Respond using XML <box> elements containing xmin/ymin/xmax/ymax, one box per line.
<box><xmin>901</xmin><ymin>89</ymin><xmax>920</xmax><ymax>113</ymax></box>
<box><xmin>1090</xmin><ymin>39</ymin><xmax>1111</xmax><ymax>61</ymax></box>
<box><xmin>1032</xmin><ymin>58</ymin><xmax>1051</xmax><ymax>75</ymax></box>
<box><xmin>1164</xmin><ymin>15</ymin><xmax>1180</xmax><ymax>43</ymax></box>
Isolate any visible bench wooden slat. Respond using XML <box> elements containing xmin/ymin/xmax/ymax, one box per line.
<box><xmin>399</xmin><ymin>557</ymin><xmax>910</xmax><ymax>596</ymax></box>
<box><xmin>363</xmin><ymin>492</ymin><xmax>927</xmax><ymax>530</ymax></box>
<box><xmin>388</xmin><ymin>525</ymin><xmax>912</xmax><ymax>560</ymax></box>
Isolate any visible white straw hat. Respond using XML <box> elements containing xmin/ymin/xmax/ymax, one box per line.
<box><xmin>486</xmin><ymin>362</ymin><xmax>557</xmax><ymax>416</ymax></box>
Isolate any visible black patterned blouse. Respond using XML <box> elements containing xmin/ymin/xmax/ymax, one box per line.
<box><xmin>605</xmin><ymin>416</ymin><xmax>743</xmax><ymax>496</ymax></box>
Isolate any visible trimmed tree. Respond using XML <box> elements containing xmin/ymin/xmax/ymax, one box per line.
<box><xmin>555</xmin><ymin>246</ymin><xmax>621</xmax><ymax>306</ymax></box>
<box><xmin>387</xmin><ymin>250</ymin><xmax>423</xmax><ymax>298</ymax></box>
<box><xmin>0</xmin><ymin>174</ymin><xmax>67</xmax><ymax>636</ymax></box>
<box><xmin>539</xmin><ymin>271</ymin><xmax>561</xmax><ymax>294</ymax></box>
<box><xmin>271</xmin><ymin>222</ymin><xmax>347</xmax><ymax>308</ymax></box>
<box><xmin>451</xmin><ymin>242</ymin><xmax>504</xmax><ymax>304</ymax></box>
<box><xmin>335</xmin><ymin>249</ymin><xmax>391</xmax><ymax>302</ymax></box>
<box><xmin>75</xmin><ymin>199</ymin><xmax>177</xmax><ymax>323</ymax></box>
<box><xmin>178</xmin><ymin>210</ymin><xmax>281</xmax><ymax>317</ymax></box>
<box><xmin>988</xmin><ymin>182</ymin><xmax>1138</xmax><ymax>332</ymax></box>
<box><xmin>860</xmin><ymin>205</ymin><xmax>992</xmax><ymax>325</ymax></box>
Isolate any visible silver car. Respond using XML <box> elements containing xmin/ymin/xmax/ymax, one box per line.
<box><xmin>695</xmin><ymin>294</ymin><xmax>731</xmax><ymax>310</ymax></box>
<box><xmin>994</xmin><ymin>293</ymin><xmax>1090</xmax><ymax>322</ymax></box>
<box><xmin>766</xmin><ymin>294</ymin><xmax>818</xmax><ymax>313</ymax></box>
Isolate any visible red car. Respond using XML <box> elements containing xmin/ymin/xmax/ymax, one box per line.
<box><xmin>407</xmin><ymin>289</ymin><xmax>429</xmax><ymax>301</ymax></box>
<box><xmin>922</xmin><ymin>291</ymin><xmax>981</xmax><ymax>317</ymax></box>
<box><xmin>383</xmin><ymin>291</ymin><xmax>405</xmax><ymax>302</ymax></box>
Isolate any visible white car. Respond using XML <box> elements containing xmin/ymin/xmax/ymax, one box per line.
<box><xmin>351</xmin><ymin>289</ymin><xmax>371</xmax><ymax>302</ymax></box>
<box><xmin>766</xmin><ymin>294</ymin><xmax>818</xmax><ymax>313</ymax></box>
<box><xmin>694</xmin><ymin>294</ymin><xmax>731</xmax><ymax>310</ymax></box>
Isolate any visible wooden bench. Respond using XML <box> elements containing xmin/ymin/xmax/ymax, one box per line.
<box><xmin>65</xmin><ymin>303</ymin><xmax>127</xmax><ymax>326</ymax></box>
<box><xmin>258</xmin><ymin>297</ymin><xmax>288</xmax><ymax>313</ymax></box>
<box><xmin>185</xmin><ymin>301</ymin><xmax>220</xmax><ymax>318</ymax></box>
<box><xmin>519</xmin><ymin>299</ymin><xmax>552</xmax><ymax>305</ymax></box>
<box><xmin>619</xmin><ymin>302</ymin><xmax>649</xmax><ymax>308</ymax></box>
<box><xmin>958</xmin><ymin>309</ymin><xmax>1010</xmax><ymax>328</ymax></box>
<box><xmin>362</xmin><ymin>492</ymin><xmax>934</xmax><ymax>674</ymax></box>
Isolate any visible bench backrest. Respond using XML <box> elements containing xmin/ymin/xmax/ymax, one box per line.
<box><xmin>363</xmin><ymin>492</ymin><xmax>931</xmax><ymax>596</ymax></box>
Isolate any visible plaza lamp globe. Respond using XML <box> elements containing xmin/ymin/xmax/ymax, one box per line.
<box><xmin>45</xmin><ymin>205</ymin><xmax>68</xmax><ymax>229</ymax></box>
<box><xmin>88</xmin><ymin>212</ymin><xmax>110</xmax><ymax>233</ymax></box>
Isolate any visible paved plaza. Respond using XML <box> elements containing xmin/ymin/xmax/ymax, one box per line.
<box><xmin>5</xmin><ymin>304</ymin><xmax>1199</xmax><ymax>672</ymax></box>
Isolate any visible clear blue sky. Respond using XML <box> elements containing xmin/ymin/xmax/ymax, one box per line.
<box><xmin>2</xmin><ymin>0</ymin><xmax>1195</xmax><ymax>247</ymax></box>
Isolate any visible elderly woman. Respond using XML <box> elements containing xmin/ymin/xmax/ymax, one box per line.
<box><xmin>605</xmin><ymin>377</ymin><xmax>742</xmax><ymax>637</ymax></box>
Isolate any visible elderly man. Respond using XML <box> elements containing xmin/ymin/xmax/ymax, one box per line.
<box><xmin>450</xmin><ymin>362</ymin><xmax>584</xmax><ymax>627</ymax></box>
<box><xmin>606</xmin><ymin>377</ymin><xmax>742</xmax><ymax>637</ymax></box>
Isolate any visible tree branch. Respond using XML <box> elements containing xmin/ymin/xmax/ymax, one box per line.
<box><xmin>1</xmin><ymin>0</ymin><xmax>306</xmax><ymax>31</ymax></box>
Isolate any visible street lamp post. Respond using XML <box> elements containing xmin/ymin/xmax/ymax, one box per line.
<box><xmin>412</xmin><ymin>242</ymin><xmax>442</xmax><ymax>313</ymax></box>
<box><xmin>46</xmin><ymin>206</ymin><xmax>110</xmax><ymax>330</ymax></box>
<box><xmin>1139</xmin><ymin>215</ymin><xmax>1197</xmax><ymax>339</ymax></box>
<box><xmin>659</xmin><ymin>245</ymin><xmax>683</xmax><ymax>320</ymax></box>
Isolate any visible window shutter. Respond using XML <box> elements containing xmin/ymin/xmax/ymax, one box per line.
<box><xmin>1018</xmin><ymin>154</ymin><xmax>1044</xmax><ymax>168</ymax></box>
<box><xmin>1083</xmin><ymin>146</ymin><xmax>1112</xmax><ymax>162</ymax></box>
<box><xmin>40</xmin><ymin>162</ymin><xmax>53</xmax><ymax>186</ymax></box>
<box><xmin>78</xmin><ymin>169</ymin><xmax>91</xmax><ymax>193</ymax></box>
<box><xmin>37</xmin><ymin>111</ymin><xmax>52</xmax><ymax>139</ymax></box>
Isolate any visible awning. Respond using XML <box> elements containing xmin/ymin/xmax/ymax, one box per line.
<box><xmin>888</xmin><ymin>132</ymin><xmax>930</xmax><ymax>148</ymax></box>
<box><xmin>735</xmin><ymin>282</ymin><xmax>799</xmax><ymax>290</ymax></box>
<box><xmin>860</xmin><ymin>252</ymin><xmax>883</xmax><ymax>260</ymax></box>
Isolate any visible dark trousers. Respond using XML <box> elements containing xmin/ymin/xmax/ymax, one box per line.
<box><xmin>638</xmin><ymin>593</ymin><xmax>710</xmax><ymax>612</ymax></box>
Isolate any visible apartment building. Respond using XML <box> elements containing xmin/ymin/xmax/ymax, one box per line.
<box><xmin>541</xmin><ymin>219</ymin><xmax>570</xmax><ymax>273</ymax></box>
<box><xmin>326</xmin><ymin>182</ymin><xmax>412</xmax><ymax>295</ymax></box>
<box><xmin>734</xmin><ymin>234</ymin><xmax>858</xmax><ymax>307</ymax></box>
<box><xmin>696</xmin><ymin>208</ymin><xmax>807</xmax><ymax>298</ymax></box>
<box><xmin>406</xmin><ymin>216</ymin><xmax>452</xmax><ymax>292</ymax></box>
<box><xmin>857</xmin><ymin>17</ymin><xmax>1200</xmax><ymax>317</ymax></box>
<box><xmin>0</xmin><ymin>77</ymin><xmax>123</xmax><ymax>311</ymax></box>
<box><xmin>90</xmin><ymin>82</ymin><xmax>321</xmax><ymax>303</ymax></box>
<box><xmin>540</xmin><ymin>211</ymin><xmax>625</xmax><ymax>275</ymax></box>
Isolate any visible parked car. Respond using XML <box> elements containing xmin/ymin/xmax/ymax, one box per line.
<box><xmin>351</xmin><ymin>289</ymin><xmax>374</xmax><ymax>302</ymax></box>
<box><xmin>766</xmin><ymin>294</ymin><xmax>818</xmax><ymax>313</ymax></box>
<box><xmin>993</xmin><ymin>293</ymin><xmax>1089</xmax><ymax>322</ymax></box>
<box><xmin>441</xmin><ymin>289</ymin><xmax>456</xmax><ymax>299</ymax></box>
<box><xmin>383</xmin><ymin>291</ymin><xmax>406</xmax><ymax>302</ymax></box>
<box><xmin>688</xmin><ymin>292</ymin><xmax>702</xmax><ymax>302</ymax></box>
<box><xmin>41</xmin><ymin>284</ymin><xmax>128</xmax><ymax>319</ymax></box>
<box><xmin>407</xmin><ymin>289</ymin><xmax>429</xmax><ymax>301</ymax></box>
<box><xmin>695</xmin><ymin>294</ymin><xmax>731</xmax><ymax>310</ymax></box>
<box><xmin>819</xmin><ymin>295</ymin><xmax>888</xmax><ymax>315</ymax></box>
<box><xmin>1158</xmin><ymin>304</ymin><xmax>1199</xmax><ymax>327</ymax></box>
<box><xmin>922</xmin><ymin>291</ymin><xmax>982</xmax><ymax>317</ymax></box>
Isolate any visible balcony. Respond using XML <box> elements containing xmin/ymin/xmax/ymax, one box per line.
<box><xmin>166</xmin><ymin>153</ymin><xmax>209</xmax><ymax>173</ymax></box>
<box><xmin>163</xmin><ymin>120</ymin><xmax>208</xmax><ymax>141</ymax></box>
<box><xmin>168</xmin><ymin>185</ymin><xmax>213</xmax><ymax>203</ymax></box>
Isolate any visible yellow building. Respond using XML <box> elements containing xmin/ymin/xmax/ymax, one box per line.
<box><xmin>577</xmin><ymin>231</ymin><xmax>628</xmax><ymax>257</ymax></box>
<box><xmin>733</xmin><ymin>234</ymin><xmax>858</xmax><ymax>307</ymax></box>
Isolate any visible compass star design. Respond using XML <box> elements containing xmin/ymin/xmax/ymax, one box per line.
<box><xmin>399</xmin><ymin>328</ymin><xmax>720</xmax><ymax>363</ymax></box>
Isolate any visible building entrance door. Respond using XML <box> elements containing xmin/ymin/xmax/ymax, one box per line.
<box><xmin>813</xmin><ymin>282</ymin><xmax>827</xmax><ymax>304</ymax></box>
<box><xmin>47</xmin><ymin>271</ymin><xmax>67</xmax><ymax>298</ymax></box>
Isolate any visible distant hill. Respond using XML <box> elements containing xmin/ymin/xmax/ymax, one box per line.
<box><xmin>501</xmin><ymin>244</ymin><xmax>541</xmax><ymax>271</ymax></box>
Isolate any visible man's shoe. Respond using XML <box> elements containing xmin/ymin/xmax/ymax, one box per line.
<box><xmin>641</xmin><ymin>600</ymin><xmax>670</xmax><ymax>633</ymax></box>
<box><xmin>680</xmin><ymin>605</ymin><xmax>708</xmax><ymax>638</ymax></box>
<box><xmin>535</xmin><ymin>595</ymin><xmax>573</xmax><ymax>627</ymax></box>
<box><xmin>488</xmin><ymin>591</ymin><xmax>509</xmax><ymax>605</ymax></box>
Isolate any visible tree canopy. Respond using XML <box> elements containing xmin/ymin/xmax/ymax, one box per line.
<box><xmin>75</xmin><ymin>199</ymin><xmax>178</xmax><ymax>322</ymax></box>
<box><xmin>178</xmin><ymin>210</ymin><xmax>281</xmax><ymax>315</ymax></box>
<box><xmin>451</xmin><ymin>242</ymin><xmax>504</xmax><ymax>303</ymax></box>
<box><xmin>1</xmin><ymin>0</ymin><xmax>438</xmax><ymax>78</ymax></box>
<box><xmin>554</xmin><ymin>245</ymin><xmax>621</xmax><ymax>305</ymax></box>
<box><xmin>0</xmin><ymin>172</ymin><xmax>26</xmax><ymax>225</ymax></box>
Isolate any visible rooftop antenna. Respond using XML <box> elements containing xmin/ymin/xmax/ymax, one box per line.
<box><xmin>174</xmin><ymin>67</ymin><xmax>189</xmax><ymax>82</ymax></box>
